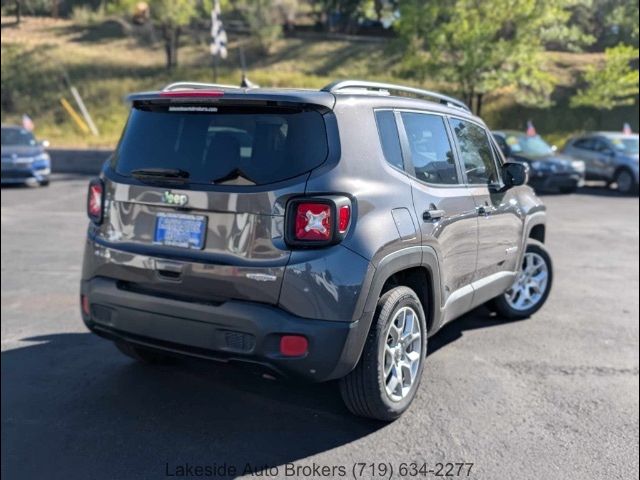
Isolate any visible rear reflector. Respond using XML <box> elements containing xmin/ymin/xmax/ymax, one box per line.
<box><xmin>295</xmin><ymin>203</ymin><xmax>332</xmax><ymax>241</ymax></box>
<box><xmin>81</xmin><ymin>295</ymin><xmax>90</xmax><ymax>316</ymax></box>
<box><xmin>280</xmin><ymin>335</ymin><xmax>308</xmax><ymax>357</ymax></box>
<box><xmin>87</xmin><ymin>178</ymin><xmax>104</xmax><ymax>224</ymax></box>
<box><xmin>159</xmin><ymin>90</ymin><xmax>224</xmax><ymax>98</ymax></box>
<box><xmin>338</xmin><ymin>205</ymin><xmax>351</xmax><ymax>233</ymax></box>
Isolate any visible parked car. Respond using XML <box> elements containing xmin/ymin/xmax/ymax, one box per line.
<box><xmin>1</xmin><ymin>125</ymin><xmax>51</xmax><ymax>186</ymax></box>
<box><xmin>493</xmin><ymin>130</ymin><xmax>585</xmax><ymax>193</ymax></box>
<box><xmin>562</xmin><ymin>132</ymin><xmax>639</xmax><ymax>194</ymax></box>
<box><xmin>80</xmin><ymin>80</ymin><xmax>553</xmax><ymax>421</ymax></box>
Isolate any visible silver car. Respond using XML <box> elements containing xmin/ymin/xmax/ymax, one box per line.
<box><xmin>563</xmin><ymin>132</ymin><xmax>639</xmax><ymax>194</ymax></box>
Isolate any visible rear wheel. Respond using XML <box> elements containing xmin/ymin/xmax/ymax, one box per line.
<box><xmin>115</xmin><ymin>340</ymin><xmax>173</xmax><ymax>364</ymax></box>
<box><xmin>494</xmin><ymin>241</ymin><xmax>553</xmax><ymax>320</ymax></box>
<box><xmin>614</xmin><ymin>168</ymin><xmax>638</xmax><ymax>195</ymax></box>
<box><xmin>340</xmin><ymin>286</ymin><xmax>427</xmax><ymax>421</ymax></box>
<box><xmin>559</xmin><ymin>185</ymin><xmax>577</xmax><ymax>194</ymax></box>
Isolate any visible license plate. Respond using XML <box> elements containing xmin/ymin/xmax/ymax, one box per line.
<box><xmin>154</xmin><ymin>213</ymin><xmax>207</xmax><ymax>249</ymax></box>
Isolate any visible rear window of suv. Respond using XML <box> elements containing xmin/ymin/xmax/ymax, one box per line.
<box><xmin>113</xmin><ymin>104</ymin><xmax>329</xmax><ymax>186</ymax></box>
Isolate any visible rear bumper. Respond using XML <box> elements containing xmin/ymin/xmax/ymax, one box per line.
<box><xmin>81</xmin><ymin>277</ymin><xmax>367</xmax><ymax>382</ymax></box>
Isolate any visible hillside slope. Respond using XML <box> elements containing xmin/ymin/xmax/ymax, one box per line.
<box><xmin>1</xmin><ymin>16</ymin><xmax>637</xmax><ymax>147</ymax></box>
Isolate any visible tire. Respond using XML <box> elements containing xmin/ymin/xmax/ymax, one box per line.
<box><xmin>559</xmin><ymin>185</ymin><xmax>577</xmax><ymax>194</ymax></box>
<box><xmin>340</xmin><ymin>286</ymin><xmax>427</xmax><ymax>421</ymax></box>
<box><xmin>39</xmin><ymin>179</ymin><xmax>50</xmax><ymax>187</ymax></box>
<box><xmin>115</xmin><ymin>340</ymin><xmax>173</xmax><ymax>364</ymax></box>
<box><xmin>493</xmin><ymin>240</ymin><xmax>553</xmax><ymax>320</ymax></box>
<box><xmin>614</xmin><ymin>168</ymin><xmax>638</xmax><ymax>195</ymax></box>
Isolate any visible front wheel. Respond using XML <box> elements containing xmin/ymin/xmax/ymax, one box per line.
<box><xmin>493</xmin><ymin>241</ymin><xmax>553</xmax><ymax>320</ymax></box>
<box><xmin>559</xmin><ymin>185</ymin><xmax>577</xmax><ymax>194</ymax></box>
<box><xmin>340</xmin><ymin>286</ymin><xmax>427</xmax><ymax>421</ymax></box>
<box><xmin>614</xmin><ymin>169</ymin><xmax>638</xmax><ymax>195</ymax></box>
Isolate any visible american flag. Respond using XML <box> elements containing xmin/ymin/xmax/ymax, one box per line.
<box><xmin>210</xmin><ymin>0</ymin><xmax>227</xmax><ymax>60</ymax></box>
<box><xmin>22</xmin><ymin>114</ymin><xmax>34</xmax><ymax>132</ymax></box>
<box><xmin>526</xmin><ymin>120</ymin><xmax>537</xmax><ymax>137</ymax></box>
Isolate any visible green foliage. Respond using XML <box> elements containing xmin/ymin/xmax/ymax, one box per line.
<box><xmin>0</xmin><ymin>44</ymin><xmax>66</xmax><ymax>118</ymax></box>
<box><xmin>113</xmin><ymin>0</ymin><xmax>199</xmax><ymax>68</ymax></box>
<box><xmin>395</xmin><ymin>0</ymin><xmax>594</xmax><ymax>110</ymax></box>
<box><xmin>567</xmin><ymin>0</ymin><xmax>639</xmax><ymax>49</ymax></box>
<box><xmin>571</xmin><ymin>44</ymin><xmax>640</xmax><ymax>109</ymax></box>
<box><xmin>236</xmin><ymin>0</ymin><xmax>284</xmax><ymax>55</ymax></box>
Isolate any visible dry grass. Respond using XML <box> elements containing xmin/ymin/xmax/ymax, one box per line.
<box><xmin>1</xmin><ymin>15</ymin><xmax>632</xmax><ymax>148</ymax></box>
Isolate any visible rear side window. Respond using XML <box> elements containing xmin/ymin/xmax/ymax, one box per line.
<box><xmin>401</xmin><ymin>112</ymin><xmax>459</xmax><ymax>185</ymax></box>
<box><xmin>449</xmin><ymin>118</ymin><xmax>499</xmax><ymax>185</ymax></box>
<box><xmin>592</xmin><ymin>139</ymin><xmax>612</xmax><ymax>153</ymax></box>
<box><xmin>375</xmin><ymin>110</ymin><xmax>404</xmax><ymax>170</ymax></box>
<box><xmin>572</xmin><ymin>138</ymin><xmax>594</xmax><ymax>150</ymax></box>
<box><xmin>113</xmin><ymin>105</ymin><xmax>328</xmax><ymax>185</ymax></box>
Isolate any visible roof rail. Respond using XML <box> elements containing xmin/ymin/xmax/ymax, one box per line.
<box><xmin>162</xmin><ymin>81</ymin><xmax>242</xmax><ymax>91</ymax></box>
<box><xmin>322</xmin><ymin>80</ymin><xmax>471</xmax><ymax>112</ymax></box>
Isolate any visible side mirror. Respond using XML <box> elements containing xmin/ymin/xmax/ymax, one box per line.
<box><xmin>501</xmin><ymin>162</ymin><xmax>528</xmax><ymax>190</ymax></box>
<box><xmin>40</xmin><ymin>140</ymin><xmax>50</xmax><ymax>148</ymax></box>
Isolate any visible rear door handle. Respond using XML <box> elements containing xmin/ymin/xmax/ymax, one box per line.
<box><xmin>423</xmin><ymin>208</ymin><xmax>445</xmax><ymax>221</ymax></box>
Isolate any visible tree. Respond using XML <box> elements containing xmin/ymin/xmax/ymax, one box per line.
<box><xmin>117</xmin><ymin>0</ymin><xmax>198</xmax><ymax>69</ymax></box>
<box><xmin>571</xmin><ymin>44</ymin><xmax>639</xmax><ymax>109</ymax></box>
<box><xmin>236</xmin><ymin>0</ymin><xmax>286</xmax><ymax>55</ymax></box>
<box><xmin>395</xmin><ymin>0</ymin><xmax>593</xmax><ymax>113</ymax></box>
<box><xmin>566</xmin><ymin>0</ymin><xmax>639</xmax><ymax>49</ymax></box>
<box><xmin>310</xmin><ymin>0</ymin><xmax>364</xmax><ymax>33</ymax></box>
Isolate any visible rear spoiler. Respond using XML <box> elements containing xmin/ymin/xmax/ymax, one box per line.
<box><xmin>126</xmin><ymin>83</ymin><xmax>335</xmax><ymax>112</ymax></box>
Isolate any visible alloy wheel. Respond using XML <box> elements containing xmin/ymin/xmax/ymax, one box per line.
<box><xmin>505</xmin><ymin>252</ymin><xmax>549</xmax><ymax>311</ymax></box>
<box><xmin>383</xmin><ymin>306</ymin><xmax>422</xmax><ymax>402</ymax></box>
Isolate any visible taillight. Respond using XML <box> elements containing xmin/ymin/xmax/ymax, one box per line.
<box><xmin>87</xmin><ymin>178</ymin><xmax>104</xmax><ymax>224</ymax></box>
<box><xmin>295</xmin><ymin>202</ymin><xmax>332</xmax><ymax>241</ymax></box>
<box><xmin>286</xmin><ymin>196</ymin><xmax>352</xmax><ymax>247</ymax></box>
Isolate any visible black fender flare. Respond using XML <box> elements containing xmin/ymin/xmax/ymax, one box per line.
<box><xmin>326</xmin><ymin>246</ymin><xmax>442</xmax><ymax>380</ymax></box>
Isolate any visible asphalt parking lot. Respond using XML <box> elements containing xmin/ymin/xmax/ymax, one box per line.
<box><xmin>2</xmin><ymin>175</ymin><xmax>638</xmax><ymax>480</ymax></box>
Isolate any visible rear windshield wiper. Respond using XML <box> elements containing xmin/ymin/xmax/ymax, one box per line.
<box><xmin>131</xmin><ymin>168</ymin><xmax>190</xmax><ymax>183</ymax></box>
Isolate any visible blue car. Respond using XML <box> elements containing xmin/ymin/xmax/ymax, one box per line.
<box><xmin>1</xmin><ymin>125</ymin><xmax>51</xmax><ymax>186</ymax></box>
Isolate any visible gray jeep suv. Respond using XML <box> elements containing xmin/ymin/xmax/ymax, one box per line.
<box><xmin>80</xmin><ymin>80</ymin><xmax>552</xmax><ymax>421</ymax></box>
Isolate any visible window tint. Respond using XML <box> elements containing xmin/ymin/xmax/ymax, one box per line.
<box><xmin>374</xmin><ymin>110</ymin><xmax>404</xmax><ymax>170</ymax></box>
<box><xmin>593</xmin><ymin>139</ymin><xmax>612</xmax><ymax>153</ymax></box>
<box><xmin>573</xmin><ymin>138</ymin><xmax>594</xmax><ymax>150</ymax></box>
<box><xmin>114</xmin><ymin>105</ymin><xmax>328</xmax><ymax>186</ymax></box>
<box><xmin>450</xmin><ymin>119</ymin><xmax>499</xmax><ymax>185</ymax></box>
<box><xmin>401</xmin><ymin>112</ymin><xmax>459</xmax><ymax>185</ymax></box>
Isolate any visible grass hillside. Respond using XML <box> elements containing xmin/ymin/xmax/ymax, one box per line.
<box><xmin>1</xmin><ymin>16</ymin><xmax>638</xmax><ymax>148</ymax></box>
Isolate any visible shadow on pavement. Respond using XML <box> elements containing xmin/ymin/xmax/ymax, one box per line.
<box><xmin>428</xmin><ymin>306</ymin><xmax>527</xmax><ymax>357</ymax></box>
<box><xmin>1</xmin><ymin>332</ymin><xmax>379</xmax><ymax>479</ymax></box>
<box><xmin>2</xmin><ymin>308</ymin><xmax>523</xmax><ymax>479</ymax></box>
